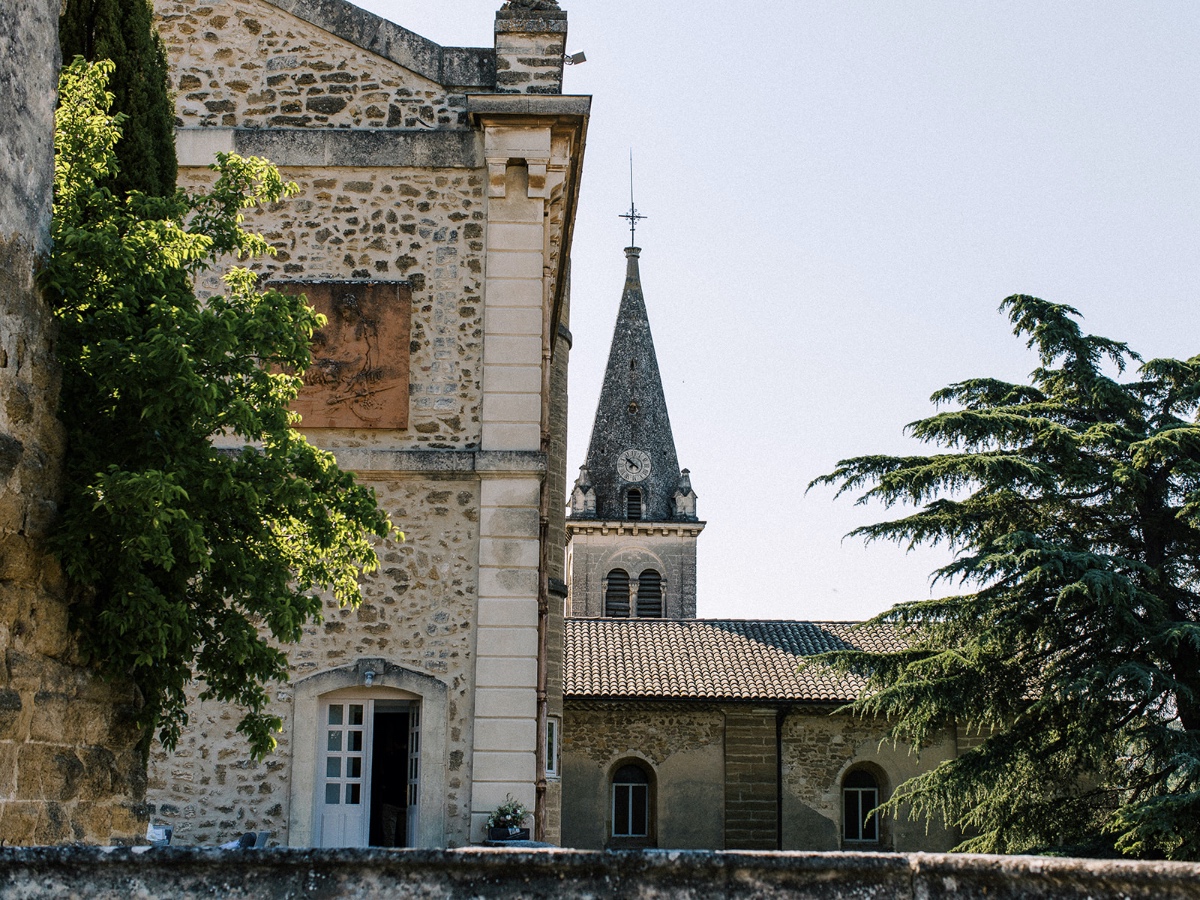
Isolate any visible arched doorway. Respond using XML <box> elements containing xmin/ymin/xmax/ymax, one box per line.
<box><xmin>315</xmin><ymin>691</ymin><xmax>420</xmax><ymax>848</ymax></box>
<box><xmin>288</xmin><ymin>659</ymin><xmax>447</xmax><ymax>848</ymax></box>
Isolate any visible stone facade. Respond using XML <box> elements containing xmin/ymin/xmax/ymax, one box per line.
<box><xmin>148</xmin><ymin>475</ymin><xmax>480</xmax><ymax>846</ymax></box>
<box><xmin>157</xmin><ymin>0</ymin><xmax>491</xmax><ymax>130</ymax></box>
<box><xmin>562</xmin><ymin>701</ymin><xmax>959</xmax><ymax>852</ymax></box>
<box><xmin>561</xmin><ymin>702</ymin><xmax>724</xmax><ymax>849</ymax></box>
<box><xmin>147</xmin><ymin>0</ymin><xmax>586</xmax><ymax>848</ymax></box>
<box><xmin>566</xmin><ymin>522</ymin><xmax>701</xmax><ymax>619</ymax></box>
<box><xmin>179</xmin><ymin>163</ymin><xmax>487</xmax><ymax>447</ymax></box>
<box><xmin>780</xmin><ymin>710</ymin><xmax>958</xmax><ymax>851</ymax></box>
<box><xmin>0</xmin><ymin>0</ymin><xmax>146</xmax><ymax>846</ymax></box>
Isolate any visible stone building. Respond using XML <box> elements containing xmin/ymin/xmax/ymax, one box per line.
<box><xmin>146</xmin><ymin>0</ymin><xmax>587</xmax><ymax>848</ymax></box>
<box><xmin>144</xmin><ymin>0</ymin><xmax>963</xmax><ymax>853</ymax></box>
<box><xmin>566</xmin><ymin>245</ymin><xmax>702</xmax><ymax>621</ymax></box>
<box><xmin>560</xmin><ymin>245</ymin><xmax>960</xmax><ymax>851</ymax></box>
<box><xmin>0</xmin><ymin>0</ymin><xmax>145</xmax><ymax>845</ymax></box>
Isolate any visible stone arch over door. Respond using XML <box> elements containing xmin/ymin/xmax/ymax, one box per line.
<box><xmin>288</xmin><ymin>658</ymin><xmax>448</xmax><ymax>848</ymax></box>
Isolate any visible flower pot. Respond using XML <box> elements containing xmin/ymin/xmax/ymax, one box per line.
<box><xmin>488</xmin><ymin>826</ymin><xmax>530</xmax><ymax>841</ymax></box>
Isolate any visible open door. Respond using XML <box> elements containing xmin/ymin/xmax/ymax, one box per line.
<box><xmin>315</xmin><ymin>696</ymin><xmax>421</xmax><ymax>848</ymax></box>
<box><xmin>406</xmin><ymin>703</ymin><xmax>421</xmax><ymax>847</ymax></box>
<box><xmin>315</xmin><ymin>701</ymin><xmax>370</xmax><ymax>847</ymax></box>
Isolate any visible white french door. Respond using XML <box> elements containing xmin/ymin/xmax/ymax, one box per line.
<box><xmin>315</xmin><ymin>696</ymin><xmax>420</xmax><ymax>848</ymax></box>
<box><xmin>405</xmin><ymin>704</ymin><xmax>421</xmax><ymax>847</ymax></box>
<box><xmin>316</xmin><ymin>700</ymin><xmax>370</xmax><ymax>847</ymax></box>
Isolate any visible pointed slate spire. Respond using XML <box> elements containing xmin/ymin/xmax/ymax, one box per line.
<box><xmin>579</xmin><ymin>246</ymin><xmax>683</xmax><ymax>522</ymax></box>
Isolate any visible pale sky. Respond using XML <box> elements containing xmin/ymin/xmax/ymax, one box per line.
<box><xmin>353</xmin><ymin>1</ymin><xmax>1200</xmax><ymax>622</ymax></box>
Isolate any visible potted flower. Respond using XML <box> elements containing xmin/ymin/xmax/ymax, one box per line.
<box><xmin>486</xmin><ymin>795</ymin><xmax>531</xmax><ymax>841</ymax></box>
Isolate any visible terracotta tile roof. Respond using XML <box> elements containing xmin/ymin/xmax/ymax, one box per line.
<box><xmin>564</xmin><ymin>618</ymin><xmax>907</xmax><ymax>703</ymax></box>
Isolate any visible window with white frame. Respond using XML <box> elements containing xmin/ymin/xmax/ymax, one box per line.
<box><xmin>842</xmin><ymin>769</ymin><xmax>881</xmax><ymax>844</ymax></box>
<box><xmin>546</xmin><ymin>716</ymin><xmax>560</xmax><ymax>778</ymax></box>
<box><xmin>611</xmin><ymin>763</ymin><xmax>651</xmax><ymax>839</ymax></box>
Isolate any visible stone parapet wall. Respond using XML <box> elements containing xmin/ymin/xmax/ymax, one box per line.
<box><xmin>0</xmin><ymin>848</ymin><xmax>1197</xmax><ymax>899</ymax></box>
<box><xmin>155</xmin><ymin>0</ymin><xmax>472</xmax><ymax>130</ymax></box>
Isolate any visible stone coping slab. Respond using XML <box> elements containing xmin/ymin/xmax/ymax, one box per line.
<box><xmin>0</xmin><ymin>848</ymin><xmax>1197</xmax><ymax>899</ymax></box>
<box><xmin>262</xmin><ymin>0</ymin><xmax>493</xmax><ymax>88</ymax></box>
<box><xmin>175</xmin><ymin>128</ymin><xmax>483</xmax><ymax>169</ymax></box>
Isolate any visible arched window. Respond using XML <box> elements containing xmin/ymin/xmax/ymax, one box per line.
<box><xmin>604</xmin><ymin>569</ymin><xmax>630</xmax><ymax>617</ymax></box>
<box><xmin>626</xmin><ymin>488</ymin><xmax>642</xmax><ymax>520</ymax></box>
<box><xmin>611</xmin><ymin>763</ymin><xmax>651</xmax><ymax>840</ymax></box>
<box><xmin>636</xmin><ymin>570</ymin><xmax>663</xmax><ymax>618</ymax></box>
<box><xmin>842</xmin><ymin>769</ymin><xmax>880</xmax><ymax>844</ymax></box>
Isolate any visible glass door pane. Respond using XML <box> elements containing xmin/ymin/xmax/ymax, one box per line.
<box><xmin>406</xmin><ymin>704</ymin><xmax>420</xmax><ymax>847</ymax></box>
<box><xmin>317</xmin><ymin>701</ymin><xmax>370</xmax><ymax>847</ymax></box>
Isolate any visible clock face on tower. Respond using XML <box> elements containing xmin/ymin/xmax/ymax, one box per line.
<box><xmin>617</xmin><ymin>448</ymin><xmax>652</xmax><ymax>482</ymax></box>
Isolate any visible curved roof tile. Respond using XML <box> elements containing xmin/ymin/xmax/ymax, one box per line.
<box><xmin>563</xmin><ymin>618</ymin><xmax>906</xmax><ymax>702</ymax></box>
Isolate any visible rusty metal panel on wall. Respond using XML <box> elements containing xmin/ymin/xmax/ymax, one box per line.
<box><xmin>273</xmin><ymin>281</ymin><xmax>412</xmax><ymax>429</ymax></box>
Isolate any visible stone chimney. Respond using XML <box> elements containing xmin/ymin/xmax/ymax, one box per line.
<box><xmin>494</xmin><ymin>1</ymin><xmax>567</xmax><ymax>94</ymax></box>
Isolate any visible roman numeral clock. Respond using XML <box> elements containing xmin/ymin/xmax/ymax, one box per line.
<box><xmin>617</xmin><ymin>449</ymin><xmax>651</xmax><ymax>483</ymax></box>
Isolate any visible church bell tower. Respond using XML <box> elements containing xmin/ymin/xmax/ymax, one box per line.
<box><xmin>566</xmin><ymin>243</ymin><xmax>703</xmax><ymax>619</ymax></box>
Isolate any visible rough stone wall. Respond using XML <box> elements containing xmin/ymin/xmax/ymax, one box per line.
<box><xmin>563</xmin><ymin>702</ymin><xmax>961</xmax><ymax>853</ymax></box>
<box><xmin>564</xmin><ymin>703</ymin><xmax>723</xmax><ymax>769</ymax></box>
<box><xmin>155</xmin><ymin>0</ymin><xmax>469</xmax><ymax>130</ymax></box>
<box><xmin>151</xmin><ymin>138</ymin><xmax>491</xmax><ymax>846</ymax></box>
<box><xmin>2</xmin><ymin>847</ymin><xmax>1199</xmax><ymax>900</ymax></box>
<box><xmin>149</xmin><ymin>0</ymin><xmax>585</xmax><ymax>849</ymax></box>
<box><xmin>0</xmin><ymin>0</ymin><xmax>146</xmax><ymax>846</ymax></box>
<box><xmin>147</xmin><ymin>475</ymin><xmax>480</xmax><ymax>846</ymax></box>
<box><xmin>562</xmin><ymin>701</ymin><xmax>724</xmax><ymax>849</ymax></box>
<box><xmin>723</xmin><ymin>708</ymin><xmax>778</xmax><ymax>850</ymax></box>
<box><xmin>182</xmin><ymin>165</ymin><xmax>486</xmax><ymax>450</ymax></box>
<box><xmin>148</xmin><ymin>161</ymin><xmax>488</xmax><ymax>845</ymax></box>
<box><xmin>781</xmin><ymin>710</ymin><xmax>958</xmax><ymax>852</ymax></box>
<box><xmin>493</xmin><ymin>11</ymin><xmax>566</xmax><ymax>95</ymax></box>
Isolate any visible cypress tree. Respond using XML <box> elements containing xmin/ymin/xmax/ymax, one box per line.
<box><xmin>60</xmin><ymin>0</ymin><xmax>177</xmax><ymax>197</ymax></box>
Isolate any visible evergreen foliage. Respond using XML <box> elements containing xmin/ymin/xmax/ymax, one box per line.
<box><xmin>42</xmin><ymin>59</ymin><xmax>392</xmax><ymax>758</ymax></box>
<box><xmin>811</xmin><ymin>296</ymin><xmax>1200</xmax><ymax>860</ymax></box>
<box><xmin>59</xmin><ymin>0</ymin><xmax>177</xmax><ymax>197</ymax></box>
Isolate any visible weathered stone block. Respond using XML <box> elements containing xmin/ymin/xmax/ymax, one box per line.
<box><xmin>16</xmin><ymin>744</ymin><xmax>84</xmax><ymax>802</ymax></box>
<box><xmin>305</xmin><ymin>95</ymin><xmax>347</xmax><ymax>115</ymax></box>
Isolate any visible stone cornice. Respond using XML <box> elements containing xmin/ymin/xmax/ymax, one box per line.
<box><xmin>175</xmin><ymin>128</ymin><xmax>482</xmax><ymax>169</ymax></box>
<box><xmin>565</xmin><ymin>519</ymin><xmax>706</xmax><ymax>538</ymax></box>
<box><xmin>562</xmin><ymin>698</ymin><xmax>844</xmax><ymax>713</ymax></box>
<box><xmin>325</xmin><ymin>448</ymin><xmax>546</xmax><ymax>477</ymax></box>
<box><xmin>466</xmin><ymin>94</ymin><xmax>592</xmax><ymax>121</ymax></box>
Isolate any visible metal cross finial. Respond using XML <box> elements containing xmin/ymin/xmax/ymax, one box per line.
<box><xmin>618</xmin><ymin>150</ymin><xmax>646</xmax><ymax>246</ymax></box>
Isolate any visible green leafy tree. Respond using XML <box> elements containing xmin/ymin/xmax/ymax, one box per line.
<box><xmin>811</xmin><ymin>296</ymin><xmax>1200</xmax><ymax>860</ymax></box>
<box><xmin>42</xmin><ymin>59</ymin><xmax>392</xmax><ymax>758</ymax></box>
<box><xmin>59</xmin><ymin>0</ymin><xmax>177</xmax><ymax>197</ymax></box>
